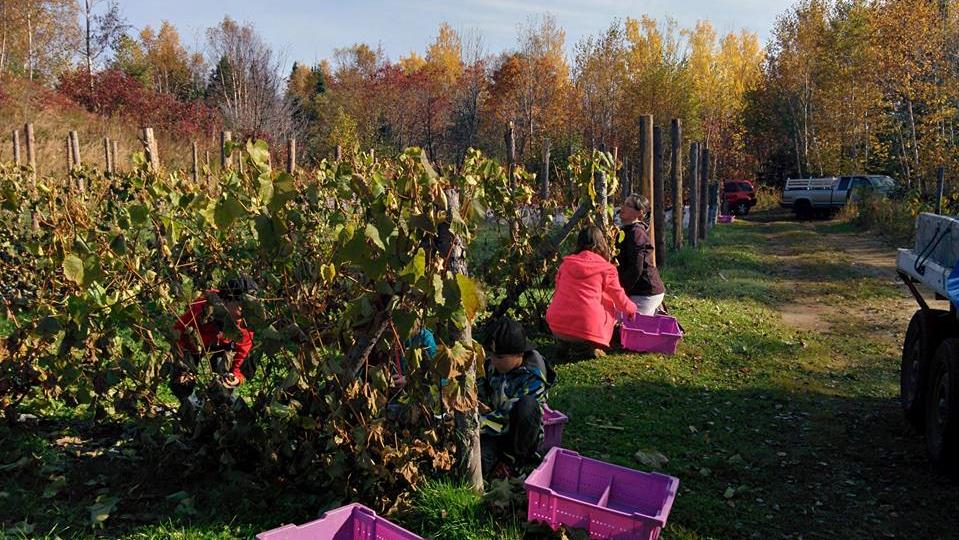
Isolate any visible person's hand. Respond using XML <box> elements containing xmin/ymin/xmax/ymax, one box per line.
<box><xmin>391</xmin><ymin>374</ymin><xmax>407</xmax><ymax>387</ymax></box>
<box><xmin>221</xmin><ymin>373</ymin><xmax>240</xmax><ymax>388</ymax></box>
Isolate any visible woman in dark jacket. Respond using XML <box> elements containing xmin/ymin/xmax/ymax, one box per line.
<box><xmin>617</xmin><ymin>194</ymin><xmax>665</xmax><ymax>315</ymax></box>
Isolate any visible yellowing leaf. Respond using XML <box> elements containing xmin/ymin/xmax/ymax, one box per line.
<box><xmin>455</xmin><ymin>274</ymin><xmax>484</xmax><ymax>322</ymax></box>
<box><xmin>320</xmin><ymin>263</ymin><xmax>337</xmax><ymax>284</ymax></box>
<box><xmin>62</xmin><ymin>254</ymin><xmax>84</xmax><ymax>285</ymax></box>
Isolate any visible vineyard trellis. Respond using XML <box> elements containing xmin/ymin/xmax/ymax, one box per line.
<box><xmin>0</xmin><ymin>119</ymin><xmax>720</xmax><ymax>501</ymax></box>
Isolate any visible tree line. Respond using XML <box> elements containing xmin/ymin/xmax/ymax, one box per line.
<box><xmin>2</xmin><ymin>0</ymin><xmax>957</xmax><ymax>190</ymax></box>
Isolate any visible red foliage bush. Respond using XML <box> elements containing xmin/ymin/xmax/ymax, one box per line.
<box><xmin>57</xmin><ymin>69</ymin><xmax>220</xmax><ymax>138</ymax></box>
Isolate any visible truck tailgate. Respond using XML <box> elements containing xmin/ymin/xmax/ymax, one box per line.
<box><xmin>897</xmin><ymin>248</ymin><xmax>951</xmax><ymax>298</ymax></box>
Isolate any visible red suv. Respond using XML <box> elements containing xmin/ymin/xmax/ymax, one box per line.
<box><xmin>724</xmin><ymin>180</ymin><xmax>757</xmax><ymax>215</ymax></box>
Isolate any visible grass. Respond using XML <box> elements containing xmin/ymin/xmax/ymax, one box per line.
<box><xmin>4</xmin><ymin>210</ymin><xmax>958</xmax><ymax>538</ymax></box>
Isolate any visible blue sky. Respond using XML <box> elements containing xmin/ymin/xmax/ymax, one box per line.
<box><xmin>120</xmin><ymin>0</ymin><xmax>786</xmax><ymax>68</ymax></box>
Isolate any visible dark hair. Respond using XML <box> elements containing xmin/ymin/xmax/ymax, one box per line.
<box><xmin>623</xmin><ymin>193</ymin><xmax>650</xmax><ymax>220</ymax></box>
<box><xmin>574</xmin><ymin>225</ymin><xmax>611</xmax><ymax>261</ymax></box>
<box><xmin>487</xmin><ymin>317</ymin><xmax>530</xmax><ymax>356</ymax></box>
<box><xmin>219</xmin><ymin>274</ymin><xmax>257</xmax><ymax>301</ymax></box>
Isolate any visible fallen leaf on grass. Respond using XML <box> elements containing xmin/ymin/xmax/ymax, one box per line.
<box><xmin>634</xmin><ymin>449</ymin><xmax>669</xmax><ymax>470</ymax></box>
<box><xmin>55</xmin><ymin>436</ymin><xmax>84</xmax><ymax>446</ymax></box>
<box><xmin>587</xmin><ymin>423</ymin><xmax>625</xmax><ymax>431</ymax></box>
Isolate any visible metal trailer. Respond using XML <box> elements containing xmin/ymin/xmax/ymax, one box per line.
<box><xmin>897</xmin><ymin>212</ymin><xmax>959</xmax><ymax>473</ymax></box>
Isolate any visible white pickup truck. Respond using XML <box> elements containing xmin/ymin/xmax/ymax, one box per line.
<box><xmin>780</xmin><ymin>175</ymin><xmax>897</xmax><ymax>218</ymax></box>
<box><xmin>897</xmin><ymin>213</ymin><xmax>959</xmax><ymax>474</ymax></box>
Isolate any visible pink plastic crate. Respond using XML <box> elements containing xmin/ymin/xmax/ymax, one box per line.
<box><xmin>718</xmin><ymin>214</ymin><xmax>735</xmax><ymax>223</ymax></box>
<box><xmin>526</xmin><ymin>448</ymin><xmax>679</xmax><ymax>540</ymax></box>
<box><xmin>540</xmin><ymin>406</ymin><xmax>569</xmax><ymax>452</ymax></box>
<box><xmin>256</xmin><ymin>503</ymin><xmax>422</xmax><ymax>540</ymax></box>
<box><xmin>620</xmin><ymin>314</ymin><xmax>682</xmax><ymax>355</ymax></box>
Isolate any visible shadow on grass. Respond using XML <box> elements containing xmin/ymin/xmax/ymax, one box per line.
<box><xmin>547</xmin><ymin>374</ymin><xmax>959</xmax><ymax>540</ymax></box>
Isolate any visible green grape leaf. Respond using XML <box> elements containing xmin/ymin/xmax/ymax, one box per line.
<box><xmin>365</xmin><ymin>224</ymin><xmax>385</xmax><ymax>251</ymax></box>
<box><xmin>214</xmin><ymin>195</ymin><xmax>246</xmax><ymax>230</ymax></box>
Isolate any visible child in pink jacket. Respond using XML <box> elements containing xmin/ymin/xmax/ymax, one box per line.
<box><xmin>546</xmin><ymin>225</ymin><xmax>637</xmax><ymax>357</ymax></box>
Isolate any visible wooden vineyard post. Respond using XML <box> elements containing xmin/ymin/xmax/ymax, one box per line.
<box><xmin>25</xmin><ymin>123</ymin><xmax>36</xmax><ymax>181</ymax></box>
<box><xmin>688</xmin><ymin>142</ymin><xmax>700</xmax><ymax>248</ymax></box>
<box><xmin>670</xmin><ymin>119</ymin><xmax>683</xmax><ymax>250</ymax></box>
<box><xmin>439</xmin><ymin>188</ymin><xmax>483</xmax><ymax>490</ymax></box>
<box><xmin>111</xmin><ymin>140</ymin><xmax>119</xmax><ymax>173</ymax></box>
<box><xmin>66</xmin><ymin>135</ymin><xmax>73</xmax><ymax>171</ymax></box>
<box><xmin>69</xmin><ymin>130</ymin><xmax>84</xmax><ymax>192</ymax></box>
<box><xmin>287</xmin><ymin>137</ymin><xmax>297</xmax><ymax>174</ymax></box>
<box><xmin>653</xmin><ymin>125</ymin><xmax>665</xmax><ymax>267</ymax></box>
<box><xmin>69</xmin><ymin>130</ymin><xmax>81</xmax><ymax>168</ymax></box>
<box><xmin>698</xmin><ymin>144</ymin><xmax>709</xmax><ymax>242</ymax></box>
<box><xmin>141</xmin><ymin>127</ymin><xmax>158</xmax><ymax>172</ymax></box>
<box><xmin>221</xmin><ymin>131</ymin><xmax>233</xmax><ymax>170</ymax></box>
<box><xmin>335</xmin><ymin>144</ymin><xmax>342</xmax><ymax>162</ymax></box>
<box><xmin>595</xmin><ymin>168</ymin><xmax>608</xmax><ymax>229</ymax></box>
<box><xmin>192</xmin><ymin>141</ymin><xmax>200</xmax><ymax>183</ymax></box>
<box><xmin>12</xmin><ymin>129</ymin><xmax>21</xmax><ymax>166</ymax></box>
<box><xmin>506</xmin><ymin>121</ymin><xmax>516</xmax><ymax>192</ymax></box>
<box><xmin>103</xmin><ymin>137</ymin><xmax>112</xmax><ymax>173</ymax></box>
<box><xmin>640</xmin><ymin>114</ymin><xmax>655</xmax><ymax>257</ymax></box>
<box><xmin>541</xmin><ymin>139</ymin><xmax>550</xmax><ymax>200</ymax></box>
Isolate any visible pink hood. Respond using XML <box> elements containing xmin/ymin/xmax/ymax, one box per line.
<box><xmin>546</xmin><ymin>250</ymin><xmax>636</xmax><ymax>346</ymax></box>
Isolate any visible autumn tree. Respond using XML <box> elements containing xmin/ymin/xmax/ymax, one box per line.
<box><xmin>573</xmin><ymin>20</ymin><xmax>628</xmax><ymax>150</ymax></box>
<box><xmin>205</xmin><ymin>16</ymin><xmax>293</xmax><ymax>138</ymax></box>
<box><xmin>0</xmin><ymin>0</ymin><xmax>78</xmax><ymax>82</ymax></box>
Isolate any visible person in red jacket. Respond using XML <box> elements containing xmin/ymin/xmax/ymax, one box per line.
<box><xmin>546</xmin><ymin>225</ymin><xmax>637</xmax><ymax>359</ymax></box>
<box><xmin>169</xmin><ymin>275</ymin><xmax>256</xmax><ymax>402</ymax></box>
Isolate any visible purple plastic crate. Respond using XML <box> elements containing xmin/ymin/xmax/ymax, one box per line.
<box><xmin>540</xmin><ymin>406</ymin><xmax>569</xmax><ymax>452</ymax></box>
<box><xmin>620</xmin><ymin>314</ymin><xmax>682</xmax><ymax>355</ymax></box>
<box><xmin>526</xmin><ymin>448</ymin><xmax>679</xmax><ymax>540</ymax></box>
<box><xmin>718</xmin><ymin>214</ymin><xmax>735</xmax><ymax>223</ymax></box>
<box><xmin>256</xmin><ymin>503</ymin><xmax>422</xmax><ymax>540</ymax></box>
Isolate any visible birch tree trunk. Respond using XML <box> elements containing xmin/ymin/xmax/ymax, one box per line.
<box><xmin>85</xmin><ymin>0</ymin><xmax>93</xmax><ymax>92</ymax></box>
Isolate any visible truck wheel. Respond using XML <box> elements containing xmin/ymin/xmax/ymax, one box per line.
<box><xmin>795</xmin><ymin>200</ymin><xmax>812</xmax><ymax>220</ymax></box>
<box><xmin>902</xmin><ymin>309</ymin><xmax>950</xmax><ymax>428</ymax></box>
<box><xmin>735</xmin><ymin>202</ymin><xmax>749</xmax><ymax>216</ymax></box>
<box><xmin>926</xmin><ymin>338</ymin><xmax>959</xmax><ymax>474</ymax></box>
